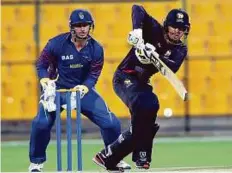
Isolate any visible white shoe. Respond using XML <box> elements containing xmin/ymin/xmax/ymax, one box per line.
<box><xmin>116</xmin><ymin>160</ymin><xmax>131</xmax><ymax>170</ymax></box>
<box><xmin>28</xmin><ymin>163</ymin><xmax>44</xmax><ymax>172</ymax></box>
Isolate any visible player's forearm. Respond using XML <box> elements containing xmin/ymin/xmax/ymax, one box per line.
<box><xmin>83</xmin><ymin>77</ymin><xmax>98</xmax><ymax>89</ymax></box>
<box><xmin>36</xmin><ymin>63</ymin><xmax>49</xmax><ymax>79</ymax></box>
<box><xmin>83</xmin><ymin>69</ymin><xmax>103</xmax><ymax>89</ymax></box>
<box><xmin>36</xmin><ymin>51</ymin><xmax>50</xmax><ymax>79</ymax></box>
<box><xmin>132</xmin><ymin>5</ymin><xmax>148</xmax><ymax>29</ymax></box>
<box><xmin>83</xmin><ymin>60</ymin><xmax>103</xmax><ymax>89</ymax></box>
<box><xmin>159</xmin><ymin>57</ymin><xmax>180</xmax><ymax>73</ymax></box>
<box><xmin>36</xmin><ymin>69</ymin><xmax>49</xmax><ymax>79</ymax></box>
<box><xmin>160</xmin><ymin>47</ymin><xmax>187</xmax><ymax>73</ymax></box>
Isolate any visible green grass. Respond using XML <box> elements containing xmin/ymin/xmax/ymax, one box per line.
<box><xmin>1</xmin><ymin>138</ymin><xmax>232</xmax><ymax>172</ymax></box>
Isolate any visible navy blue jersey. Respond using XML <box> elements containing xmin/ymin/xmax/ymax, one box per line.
<box><xmin>36</xmin><ymin>32</ymin><xmax>104</xmax><ymax>89</ymax></box>
<box><xmin>118</xmin><ymin>5</ymin><xmax>187</xmax><ymax>82</ymax></box>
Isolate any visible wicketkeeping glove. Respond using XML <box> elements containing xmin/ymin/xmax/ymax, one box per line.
<box><xmin>39</xmin><ymin>78</ymin><xmax>56</xmax><ymax>112</ymax></box>
<box><xmin>40</xmin><ymin>78</ymin><xmax>51</xmax><ymax>89</ymax></box>
<box><xmin>73</xmin><ymin>85</ymin><xmax>89</xmax><ymax>99</ymax></box>
<box><xmin>61</xmin><ymin>85</ymin><xmax>88</xmax><ymax>110</ymax></box>
<box><xmin>40</xmin><ymin>96</ymin><xmax>56</xmax><ymax>112</ymax></box>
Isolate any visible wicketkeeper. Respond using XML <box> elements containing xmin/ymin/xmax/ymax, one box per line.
<box><xmin>28</xmin><ymin>9</ymin><xmax>131</xmax><ymax>172</ymax></box>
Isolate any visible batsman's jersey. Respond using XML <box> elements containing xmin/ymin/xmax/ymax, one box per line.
<box><xmin>36</xmin><ymin>33</ymin><xmax>104</xmax><ymax>89</ymax></box>
<box><xmin>118</xmin><ymin>5</ymin><xmax>188</xmax><ymax>83</ymax></box>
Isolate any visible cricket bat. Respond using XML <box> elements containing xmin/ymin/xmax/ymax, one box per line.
<box><xmin>142</xmin><ymin>45</ymin><xmax>188</xmax><ymax>101</ymax></box>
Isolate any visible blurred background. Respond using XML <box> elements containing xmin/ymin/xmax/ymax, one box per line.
<box><xmin>2</xmin><ymin>0</ymin><xmax>232</xmax><ymax>138</ymax></box>
<box><xmin>1</xmin><ymin>0</ymin><xmax>232</xmax><ymax>172</ymax></box>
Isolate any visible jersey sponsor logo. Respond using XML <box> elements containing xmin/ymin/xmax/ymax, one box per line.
<box><xmin>124</xmin><ymin>79</ymin><xmax>133</xmax><ymax>88</ymax></box>
<box><xmin>70</xmin><ymin>63</ymin><xmax>83</xmax><ymax>68</ymax></box>
<box><xmin>164</xmin><ymin>50</ymin><xmax>171</xmax><ymax>58</ymax></box>
<box><xmin>61</xmin><ymin>55</ymin><xmax>74</xmax><ymax>60</ymax></box>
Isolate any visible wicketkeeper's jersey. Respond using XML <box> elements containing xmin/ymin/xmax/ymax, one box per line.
<box><xmin>36</xmin><ymin>33</ymin><xmax>104</xmax><ymax>89</ymax></box>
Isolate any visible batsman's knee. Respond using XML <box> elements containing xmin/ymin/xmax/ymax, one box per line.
<box><xmin>152</xmin><ymin>123</ymin><xmax>160</xmax><ymax>137</ymax></box>
<box><xmin>131</xmin><ymin>92</ymin><xmax>159</xmax><ymax>115</ymax></box>
<box><xmin>131</xmin><ymin>98</ymin><xmax>159</xmax><ymax>119</ymax></box>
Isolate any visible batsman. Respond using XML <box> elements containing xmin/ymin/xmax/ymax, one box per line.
<box><xmin>93</xmin><ymin>4</ymin><xmax>191</xmax><ymax>171</ymax></box>
<box><xmin>28</xmin><ymin>9</ymin><xmax>131</xmax><ymax>172</ymax></box>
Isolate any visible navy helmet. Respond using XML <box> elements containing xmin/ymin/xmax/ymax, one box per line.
<box><xmin>163</xmin><ymin>9</ymin><xmax>190</xmax><ymax>41</ymax></box>
<box><xmin>69</xmin><ymin>9</ymin><xmax>94</xmax><ymax>28</ymax></box>
<box><xmin>69</xmin><ymin>9</ymin><xmax>94</xmax><ymax>40</ymax></box>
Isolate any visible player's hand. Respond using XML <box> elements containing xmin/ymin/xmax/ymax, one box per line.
<box><xmin>135</xmin><ymin>43</ymin><xmax>156</xmax><ymax>64</ymax></box>
<box><xmin>73</xmin><ymin>85</ymin><xmax>89</xmax><ymax>99</ymax></box>
<box><xmin>128</xmin><ymin>29</ymin><xmax>144</xmax><ymax>47</ymax></box>
<box><xmin>40</xmin><ymin>78</ymin><xmax>56</xmax><ymax>96</ymax></box>
<box><xmin>40</xmin><ymin>78</ymin><xmax>50</xmax><ymax>89</ymax></box>
<box><xmin>40</xmin><ymin>78</ymin><xmax>56</xmax><ymax>91</ymax></box>
<box><xmin>61</xmin><ymin>85</ymin><xmax>88</xmax><ymax>109</ymax></box>
<box><xmin>40</xmin><ymin>78</ymin><xmax>56</xmax><ymax>112</ymax></box>
<box><xmin>144</xmin><ymin>43</ymin><xmax>159</xmax><ymax>59</ymax></box>
<box><xmin>135</xmin><ymin>47</ymin><xmax>151</xmax><ymax>64</ymax></box>
<box><xmin>40</xmin><ymin>97</ymin><xmax>56</xmax><ymax>112</ymax></box>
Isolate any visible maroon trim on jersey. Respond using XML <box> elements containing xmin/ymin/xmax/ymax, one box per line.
<box><xmin>122</xmin><ymin>69</ymin><xmax>137</xmax><ymax>74</ymax></box>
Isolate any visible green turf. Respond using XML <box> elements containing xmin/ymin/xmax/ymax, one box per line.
<box><xmin>1</xmin><ymin>138</ymin><xmax>232</xmax><ymax>172</ymax></box>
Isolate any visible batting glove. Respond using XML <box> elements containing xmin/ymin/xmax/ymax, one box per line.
<box><xmin>144</xmin><ymin>43</ymin><xmax>159</xmax><ymax>59</ymax></box>
<box><xmin>128</xmin><ymin>29</ymin><xmax>144</xmax><ymax>48</ymax></box>
<box><xmin>135</xmin><ymin>43</ymin><xmax>159</xmax><ymax>64</ymax></box>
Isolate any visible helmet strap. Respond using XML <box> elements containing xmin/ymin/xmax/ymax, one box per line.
<box><xmin>164</xmin><ymin>31</ymin><xmax>184</xmax><ymax>45</ymax></box>
<box><xmin>70</xmin><ymin>26</ymin><xmax>91</xmax><ymax>42</ymax></box>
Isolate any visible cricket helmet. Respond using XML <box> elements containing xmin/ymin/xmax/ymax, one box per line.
<box><xmin>69</xmin><ymin>9</ymin><xmax>94</xmax><ymax>40</ymax></box>
<box><xmin>163</xmin><ymin>9</ymin><xmax>190</xmax><ymax>44</ymax></box>
<box><xmin>69</xmin><ymin>9</ymin><xmax>94</xmax><ymax>28</ymax></box>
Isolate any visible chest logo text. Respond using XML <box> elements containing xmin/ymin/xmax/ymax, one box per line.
<box><xmin>70</xmin><ymin>64</ymin><xmax>83</xmax><ymax>68</ymax></box>
<box><xmin>61</xmin><ymin>55</ymin><xmax>74</xmax><ymax>60</ymax></box>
